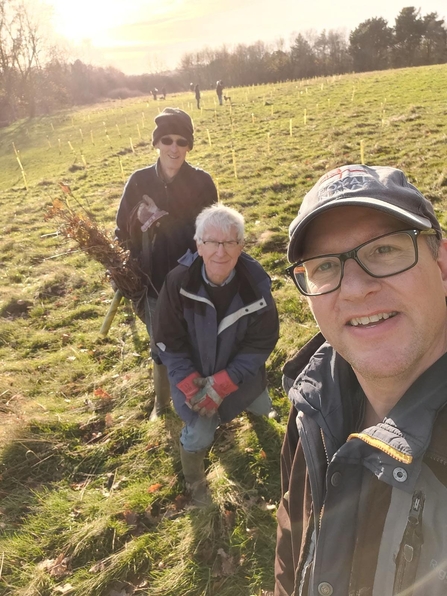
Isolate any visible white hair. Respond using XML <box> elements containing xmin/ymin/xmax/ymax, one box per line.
<box><xmin>194</xmin><ymin>204</ymin><xmax>245</xmax><ymax>243</ymax></box>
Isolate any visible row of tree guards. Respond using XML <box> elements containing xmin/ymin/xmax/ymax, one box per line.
<box><xmin>11</xmin><ymin>81</ymin><xmax>385</xmax><ymax>188</ymax></box>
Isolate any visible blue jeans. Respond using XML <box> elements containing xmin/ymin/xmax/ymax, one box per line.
<box><xmin>180</xmin><ymin>387</ymin><xmax>272</xmax><ymax>452</ymax></box>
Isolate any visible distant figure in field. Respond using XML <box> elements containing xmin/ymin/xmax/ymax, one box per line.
<box><xmin>195</xmin><ymin>84</ymin><xmax>201</xmax><ymax>109</ymax></box>
<box><xmin>114</xmin><ymin>108</ymin><xmax>218</xmax><ymax>420</ymax></box>
<box><xmin>216</xmin><ymin>80</ymin><xmax>224</xmax><ymax>106</ymax></box>
<box><xmin>152</xmin><ymin>88</ymin><xmax>158</xmax><ymax>101</ymax></box>
<box><xmin>189</xmin><ymin>82</ymin><xmax>194</xmax><ymax>92</ymax></box>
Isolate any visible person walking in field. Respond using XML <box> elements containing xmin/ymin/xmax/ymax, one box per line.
<box><xmin>115</xmin><ymin>108</ymin><xmax>218</xmax><ymax>420</ymax></box>
<box><xmin>216</xmin><ymin>80</ymin><xmax>224</xmax><ymax>106</ymax></box>
<box><xmin>275</xmin><ymin>164</ymin><xmax>447</xmax><ymax>596</ymax></box>
<box><xmin>153</xmin><ymin>205</ymin><xmax>280</xmax><ymax>506</ymax></box>
<box><xmin>194</xmin><ymin>84</ymin><xmax>201</xmax><ymax>109</ymax></box>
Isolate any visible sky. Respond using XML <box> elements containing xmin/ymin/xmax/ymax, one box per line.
<box><xmin>49</xmin><ymin>0</ymin><xmax>447</xmax><ymax>75</ymax></box>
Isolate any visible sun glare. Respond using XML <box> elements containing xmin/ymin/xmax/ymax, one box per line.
<box><xmin>51</xmin><ymin>0</ymin><xmax>166</xmax><ymax>44</ymax></box>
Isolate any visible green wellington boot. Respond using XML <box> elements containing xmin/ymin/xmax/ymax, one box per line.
<box><xmin>179</xmin><ymin>443</ymin><xmax>212</xmax><ymax>507</ymax></box>
<box><xmin>149</xmin><ymin>363</ymin><xmax>171</xmax><ymax>421</ymax></box>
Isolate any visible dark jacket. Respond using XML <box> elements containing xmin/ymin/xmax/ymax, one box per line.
<box><xmin>115</xmin><ymin>159</ymin><xmax>217</xmax><ymax>299</ymax></box>
<box><xmin>153</xmin><ymin>250</ymin><xmax>279</xmax><ymax>424</ymax></box>
<box><xmin>275</xmin><ymin>334</ymin><xmax>447</xmax><ymax>596</ymax></box>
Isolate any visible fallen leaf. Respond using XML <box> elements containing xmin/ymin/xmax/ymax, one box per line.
<box><xmin>54</xmin><ymin>584</ymin><xmax>74</xmax><ymax>594</ymax></box>
<box><xmin>123</xmin><ymin>509</ymin><xmax>137</xmax><ymax>526</ymax></box>
<box><xmin>174</xmin><ymin>494</ymin><xmax>188</xmax><ymax>510</ymax></box>
<box><xmin>212</xmin><ymin>548</ymin><xmax>239</xmax><ymax>577</ymax></box>
<box><xmin>148</xmin><ymin>483</ymin><xmax>163</xmax><ymax>494</ymax></box>
<box><xmin>59</xmin><ymin>182</ymin><xmax>72</xmax><ymax>195</ymax></box>
<box><xmin>37</xmin><ymin>553</ymin><xmax>69</xmax><ymax>578</ymax></box>
<box><xmin>94</xmin><ymin>387</ymin><xmax>112</xmax><ymax>399</ymax></box>
<box><xmin>89</xmin><ymin>561</ymin><xmax>106</xmax><ymax>573</ymax></box>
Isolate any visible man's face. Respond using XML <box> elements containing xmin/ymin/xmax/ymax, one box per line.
<box><xmin>197</xmin><ymin>225</ymin><xmax>243</xmax><ymax>286</ymax></box>
<box><xmin>154</xmin><ymin>134</ymin><xmax>190</xmax><ymax>175</ymax></box>
<box><xmin>303</xmin><ymin>206</ymin><xmax>447</xmax><ymax>386</ymax></box>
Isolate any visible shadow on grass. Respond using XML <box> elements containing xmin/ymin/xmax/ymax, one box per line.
<box><xmin>159</xmin><ymin>409</ymin><xmax>283</xmax><ymax>595</ymax></box>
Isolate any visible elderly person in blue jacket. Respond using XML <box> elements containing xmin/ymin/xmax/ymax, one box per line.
<box><xmin>153</xmin><ymin>204</ymin><xmax>279</xmax><ymax>505</ymax></box>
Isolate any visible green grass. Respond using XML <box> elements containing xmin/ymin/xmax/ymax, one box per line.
<box><xmin>1</xmin><ymin>64</ymin><xmax>447</xmax><ymax>595</ymax></box>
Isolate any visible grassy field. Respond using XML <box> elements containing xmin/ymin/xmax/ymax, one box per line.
<box><xmin>1</xmin><ymin>64</ymin><xmax>447</xmax><ymax>596</ymax></box>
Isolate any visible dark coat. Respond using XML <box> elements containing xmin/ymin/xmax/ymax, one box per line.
<box><xmin>153</xmin><ymin>250</ymin><xmax>279</xmax><ymax>423</ymax></box>
<box><xmin>275</xmin><ymin>334</ymin><xmax>447</xmax><ymax>596</ymax></box>
<box><xmin>115</xmin><ymin>159</ymin><xmax>217</xmax><ymax>299</ymax></box>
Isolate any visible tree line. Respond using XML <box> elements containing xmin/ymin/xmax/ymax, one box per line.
<box><xmin>181</xmin><ymin>8</ymin><xmax>447</xmax><ymax>87</ymax></box>
<box><xmin>1</xmin><ymin>2</ymin><xmax>446</xmax><ymax>125</ymax></box>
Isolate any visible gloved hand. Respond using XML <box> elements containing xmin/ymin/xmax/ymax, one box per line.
<box><xmin>189</xmin><ymin>371</ymin><xmax>238</xmax><ymax>417</ymax></box>
<box><xmin>176</xmin><ymin>371</ymin><xmax>208</xmax><ymax>409</ymax></box>
<box><xmin>137</xmin><ymin>196</ymin><xmax>168</xmax><ymax>232</ymax></box>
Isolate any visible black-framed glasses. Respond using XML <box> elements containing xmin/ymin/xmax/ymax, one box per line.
<box><xmin>286</xmin><ymin>229</ymin><xmax>438</xmax><ymax>296</ymax></box>
<box><xmin>160</xmin><ymin>136</ymin><xmax>189</xmax><ymax>147</ymax></box>
<box><xmin>201</xmin><ymin>240</ymin><xmax>241</xmax><ymax>250</ymax></box>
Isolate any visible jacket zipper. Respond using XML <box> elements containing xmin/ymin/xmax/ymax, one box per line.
<box><xmin>392</xmin><ymin>490</ymin><xmax>425</xmax><ymax>595</ymax></box>
<box><xmin>318</xmin><ymin>429</ymin><xmax>330</xmax><ymax>532</ymax></box>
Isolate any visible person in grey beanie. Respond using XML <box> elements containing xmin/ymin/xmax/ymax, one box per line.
<box><xmin>275</xmin><ymin>164</ymin><xmax>447</xmax><ymax>596</ymax></box>
<box><xmin>115</xmin><ymin>107</ymin><xmax>218</xmax><ymax>420</ymax></box>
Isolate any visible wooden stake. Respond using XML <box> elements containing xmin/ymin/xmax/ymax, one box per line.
<box><xmin>360</xmin><ymin>139</ymin><xmax>365</xmax><ymax>164</ymax></box>
<box><xmin>21</xmin><ymin>169</ymin><xmax>28</xmax><ymax>190</ymax></box>
<box><xmin>90</xmin><ymin>130</ymin><xmax>95</xmax><ymax>145</ymax></box>
<box><xmin>290</xmin><ymin>119</ymin><xmax>293</xmax><ymax>136</ymax></box>
<box><xmin>252</xmin><ymin>113</ymin><xmax>255</xmax><ymax>124</ymax></box>
<box><xmin>267</xmin><ymin>132</ymin><xmax>270</xmax><ymax>154</ymax></box>
<box><xmin>119</xmin><ymin>157</ymin><xmax>125</xmax><ymax>182</ymax></box>
<box><xmin>303</xmin><ymin>109</ymin><xmax>307</xmax><ymax>125</ymax></box>
<box><xmin>206</xmin><ymin>129</ymin><xmax>212</xmax><ymax>147</ymax></box>
<box><xmin>130</xmin><ymin>138</ymin><xmax>135</xmax><ymax>154</ymax></box>
<box><xmin>232</xmin><ymin>149</ymin><xmax>238</xmax><ymax>179</ymax></box>
<box><xmin>99</xmin><ymin>290</ymin><xmax>123</xmax><ymax>337</ymax></box>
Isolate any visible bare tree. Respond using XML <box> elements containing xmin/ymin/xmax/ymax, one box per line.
<box><xmin>0</xmin><ymin>0</ymin><xmax>51</xmax><ymax>119</ymax></box>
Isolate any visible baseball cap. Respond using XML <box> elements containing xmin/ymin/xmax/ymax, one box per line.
<box><xmin>288</xmin><ymin>164</ymin><xmax>442</xmax><ymax>262</ymax></box>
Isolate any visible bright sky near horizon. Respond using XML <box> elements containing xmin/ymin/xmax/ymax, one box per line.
<box><xmin>49</xmin><ymin>0</ymin><xmax>447</xmax><ymax>75</ymax></box>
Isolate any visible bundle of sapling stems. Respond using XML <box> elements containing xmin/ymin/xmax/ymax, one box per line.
<box><xmin>45</xmin><ymin>193</ymin><xmax>147</xmax><ymax>302</ymax></box>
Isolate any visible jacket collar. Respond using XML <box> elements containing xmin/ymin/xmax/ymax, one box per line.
<box><xmin>177</xmin><ymin>250</ymin><xmax>265</xmax><ymax>306</ymax></box>
<box><xmin>289</xmin><ymin>341</ymin><xmax>447</xmax><ymax>487</ymax></box>
<box><xmin>154</xmin><ymin>158</ymin><xmax>189</xmax><ymax>184</ymax></box>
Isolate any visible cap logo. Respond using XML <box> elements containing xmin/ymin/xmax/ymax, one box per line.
<box><xmin>317</xmin><ymin>166</ymin><xmax>372</xmax><ymax>202</ymax></box>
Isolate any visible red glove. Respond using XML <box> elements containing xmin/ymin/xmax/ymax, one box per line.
<box><xmin>189</xmin><ymin>371</ymin><xmax>238</xmax><ymax>417</ymax></box>
<box><xmin>210</xmin><ymin>370</ymin><xmax>238</xmax><ymax>397</ymax></box>
<box><xmin>177</xmin><ymin>372</ymin><xmax>203</xmax><ymax>400</ymax></box>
